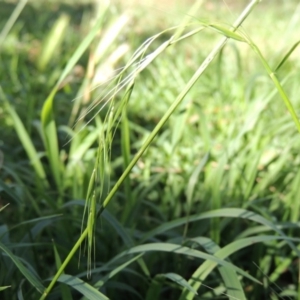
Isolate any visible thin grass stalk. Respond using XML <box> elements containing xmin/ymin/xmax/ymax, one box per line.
<box><xmin>40</xmin><ymin>5</ymin><xmax>109</xmax><ymax>200</ymax></box>
<box><xmin>99</xmin><ymin>0</ymin><xmax>260</xmax><ymax>215</ymax></box>
<box><xmin>298</xmin><ymin>260</ymin><xmax>300</xmax><ymax>300</ymax></box>
<box><xmin>248</xmin><ymin>41</ymin><xmax>300</xmax><ymax>278</ymax></box>
<box><xmin>52</xmin><ymin>242</ymin><xmax>72</xmax><ymax>300</ymax></box>
<box><xmin>40</xmin><ymin>232</ymin><xmax>86</xmax><ymax>299</ymax></box>
<box><xmin>40</xmin><ymin>1</ymin><xmax>260</xmax><ymax>298</ymax></box>
<box><xmin>249</xmin><ymin>42</ymin><xmax>300</xmax><ymax>133</ymax></box>
<box><xmin>0</xmin><ymin>0</ymin><xmax>28</xmax><ymax>51</ymax></box>
<box><xmin>120</xmin><ymin>94</ymin><xmax>133</xmax><ymax>224</ymax></box>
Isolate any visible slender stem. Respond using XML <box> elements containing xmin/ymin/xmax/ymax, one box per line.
<box><xmin>0</xmin><ymin>0</ymin><xmax>28</xmax><ymax>51</ymax></box>
<box><xmin>40</xmin><ymin>229</ymin><xmax>88</xmax><ymax>300</ymax></box>
<box><xmin>99</xmin><ymin>0</ymin><xmax>260</xmax><ymax>213</ymax></box>
<box><xmin>40</xmin><ymin>0</ymin><xmax>260</xmax><ymax>298</ymax></box>
<box><xmin>250</xmin><ymin>43</ymin><xmax>300</xmax><ymax>133</ymax></box>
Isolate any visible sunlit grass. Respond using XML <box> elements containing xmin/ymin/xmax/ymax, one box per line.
<box><xmin>0</xmin><ymin>0</ymin><xmax>300</xmax><ymax>299</ymax></box>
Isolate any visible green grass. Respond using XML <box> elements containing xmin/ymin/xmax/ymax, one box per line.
<box><xmin>1</xmin><ymin>0</ymin><xmax>300</xmax><ymax>299</ymax></box>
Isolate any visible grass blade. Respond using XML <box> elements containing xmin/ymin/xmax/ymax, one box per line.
<box><xmin>142</xmin><ymin>208</ymin><xmax>298</xmax><ymax>255</ymax></box>
<box><xmin>145</xmin><ymin>274</ymin><xmax>165</xmax><ymax>300</ymax></box>
<box><xmin>53</xmin><ymin>242</ymin><xmax>72</xmax><ymax>300</ymax></box>
<box><xmin>93</xmin><ymin>253</ymin><xmax>144</xmax><ymax>289</ymax></box>
<box><xmin>0</xmin><ymin>86</ymin><xmax>48</xmax><ymax>189</ymax></box>
<box><xmin>275</xmin><ymin>40</ymin><xmax>300</xmax><ymax>72</ymax></box>
<box><xmin>40</xmin><ymin>1</ymin><xmax>261</xmax><ymax>297</ymax></box>
<box><xmin>163</xmin><ymin>273</ymin><xmax>198</xmax><ymax>295</ymax></box>
<box><xmin>0</xmin><ymin>242</ymin><xmax>44</xmax><ymax>293</ymax></box>
<box><xmin>182</xmin><ymin>237</ymin><xmax>245</xmax><ymax>300</ymax></box>
<box><xmin>0</xmin><ymin>0</ymin><xmax>28</xmax><ymax>51</ymax></box>
<box><xmin>98</xmin><ymin>0</ymin><xmax>261</xmax><ymax>215</ymax></box>
<box><xmin>37</xmin><ymin>14</ymin><xmax>70</xmax><ymax>71</ymax></box>
<box><xmin>56</xmin><ymin>274</ymin><xmax>109</xmax><ymax>300</ymax></box>
<box><xmin>180</xmin><ymin>235</ymin><xmax>297</xmax><ymax>299</ymax></box>
<box><xmin>249</xmin><ymin>39</ymin><xmax>300</xmax><ymax>133</ymax></box>
<box><xmin>40</xmin><ymin>5</ymin><xmax>109</xmax><ymax>193</ymax></box>
<box><xmin>113</xmin><ymin>242</ymin><xmax>261</xmax><ymax>285</ymax></box>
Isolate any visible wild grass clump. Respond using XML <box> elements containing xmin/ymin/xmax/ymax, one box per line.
<box><xmin>0</xmin><ymin>0</ymin><xmax>300</xmax><ymax>299</ymax></box>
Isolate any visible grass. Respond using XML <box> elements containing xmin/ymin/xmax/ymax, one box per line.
<box><xmin>1</xmin><ymin>0</ymin><xmax>300</xmax><ymax>299</ymax></box>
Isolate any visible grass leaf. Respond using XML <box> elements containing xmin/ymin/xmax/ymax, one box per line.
<box><xmin>0</xmin><ymin>0</ymin><xmax>28</xmax><ymax>50</ymax></box>
<box><xmin>275</xmin><ymin>40</ymin><xmax>300</xmax><ymax>72</ymax></box>
<box><xmin>0</xmin><ymin>87</ymin><xmax>48</xmax><ymax>189</ymax></box>
<box><xmin>163</xmin><ymin>272</ymin><xmax>198</xmax><ymax>295</ymax></box>
<box><xmin>0</xmin><ymin>242</ymin><xmax>44</xmax><ymax>293</ymax></box>
<box><xmin>113</xmin><ymin>242</ymin><xmax>261</xmax><ymax>285</ymax></box>
<box><xmin>181</xmin><ymin>235</ymin><xmax>297</xmax><ymax>299</ymax></box>
<box><xmin>53</xmin><ymin>241</ymin><xmax>72</xmax><ymax>300</ymax></box>
<box><xmin>56</xmin><ymin>274</ymin><xmax>109</xmax><ymax>300</ymax></box>
<box><xmin>40</xmin><ymin>4</ymin><xmax>109</xmax><ymax>193</ymax></box>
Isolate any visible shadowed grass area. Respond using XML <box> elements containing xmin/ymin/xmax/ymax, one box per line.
<box><xmin>1</xmin><ymin>0</ymin><xmax>300</xmax><ymax>299</ymax></box>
